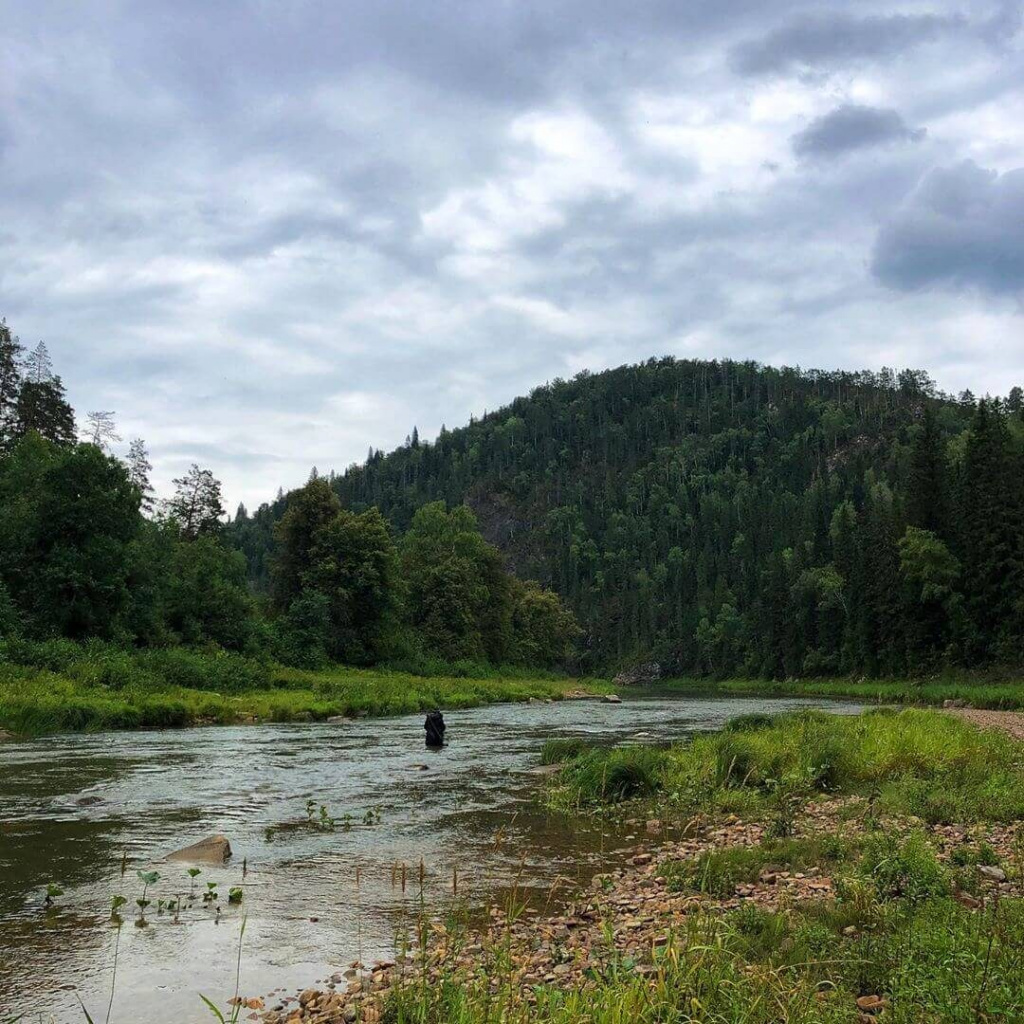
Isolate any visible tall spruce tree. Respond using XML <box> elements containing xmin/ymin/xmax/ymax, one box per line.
<box><xmin>0</xmin><ymin>320</ymin><xmax>23</xmax><ymax>451</ymax></box>
<box><xmin>126</xmin><ymin>438</ymin><xmax>155</xmax><ymax>514</ymax></box>
<box><xmin>906</xmin><ymin>407</ymin><xmax>947</xmax><ymax>536</ymax></box>
<box><xmin>15</xmin><ymin>376</ymin><xmax>76</xmax><ymax>446</ymax></box>
<box><xmin>957</xmin><ymin>400</ymin><xmax>1024</xmax><ymax>661</ymax></box>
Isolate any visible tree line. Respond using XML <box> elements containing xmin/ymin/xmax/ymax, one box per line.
<box><xmin>0</xmin><ymin>317</ymin><xmax>579</xmax><ymax>669</ymax></box>
<box><xmin>231</xmin><ymin>357</ymin><xmax>1024</xmax><ymax>678</ymax></box>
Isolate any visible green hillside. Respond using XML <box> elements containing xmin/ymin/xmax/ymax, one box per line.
<box><xmin>231</xmin><ymin>358</ymin><xmax>1024</xmax><ymax>677</ymax></box>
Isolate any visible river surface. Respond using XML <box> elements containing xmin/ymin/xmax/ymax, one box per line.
<box><xmin>0</xmin><ymin>694</ymin><xmax>861</xmax><ymax>1023</ymax></box>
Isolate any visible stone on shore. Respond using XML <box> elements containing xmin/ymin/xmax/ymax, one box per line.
<box><xmin>978</xmin><ymin>865</ymin><xmax>1007</xmax><ymax>882</ymax></box>
<box><xmin>603</xmin><ymin>694</ymin><xmax>622</xmax><ymax>704</ymax></box>
<box><xmin>166</xmin><ymin>834</ymin><xmax>232</xmax><ymax>863</ymax></box>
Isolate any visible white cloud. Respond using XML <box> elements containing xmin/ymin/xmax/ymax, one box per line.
<box><xmin>1</xmin><ymin>0</ymin><xmax>1022</xmax><ymax>510</ymax></box>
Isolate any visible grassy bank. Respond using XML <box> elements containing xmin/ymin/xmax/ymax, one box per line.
<box><xmin>659</xmin><ymin>673</ymin><xmax>1024</xmax><ymax>708</ymax></box>
<box><xmin>549</xmin><ymin>707</ymin><xmax>1024</xmax><ymax>823</ymax></box>
<box><xmin>0</xmin><ymin>639</ymin><xmax>604</xmax><ymax>736</ymax></box>
<box><xmin>382</xmin><ymin>895</ymin><xmax>1024</xmax><ymax>1023</ymax></box>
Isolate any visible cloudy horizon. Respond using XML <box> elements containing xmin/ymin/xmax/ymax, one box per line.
<box><xmin>2</xmin><ymin>1</ymin><xmax>1023</xmax><ymax>509</ymax></box>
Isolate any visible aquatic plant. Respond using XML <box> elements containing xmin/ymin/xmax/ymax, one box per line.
<box><xmin>203</xmin><ymin>880</ymin><xmax>219</xmax><ymax>903</ymax></box>
<box><xmin>187</xmin><ymin>866</ymin><xmax>202</xmax><ymax>896</ymax></box>
<box><xmin>228</xmin><ymin>887</ymin><xmax>243</xmax><ymax>904</ymax></box>
<box><xmin>109</xmin><ymin>894</ymin><xmax>127</xmax><ymax>922</ymax></box>
<box><xmin>44</xmin><ymin>882</ymin><xmax>64</xmax><ymax>907</ymax></box>
<box><xmin>135</xmin><ymin>870</ymin><xmax>159</xmax><ymax>923</ymax></box>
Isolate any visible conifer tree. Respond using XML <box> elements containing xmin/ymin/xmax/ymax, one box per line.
<box><xmin>906</xmin><ymin>407</ymin><xmax>947</xmax><ymax>536</ymax></box>
<box><xmin>25</xmin><ymin>341</ymin><xmax>52</xmax><ymax>383</ymax></box>
<box><xmin>167</xmin><ymin>464</ymin><xmax>225</xmax><ymax>540</ymax></box>
<box><xmin>84</xmin><ymin>411</ymin><xmax>120</xmax><ymax>451</ymax></box>
<box><xmin>0</xmin><ymin>320</ymin><xmax>23</xmax><ymax>451</ymax></box>
<box><xmin>957</xmin><ymin>400</ymin><xmax>1024</xmax><ymax>660</ymax></box>
<box><xmin>15</xmin><ymin>376</ymin><xmax>76</xmax><ymax>446</ymax></box>
<box><xmin>126</xmin><ymin>438</ymin><xmax>155</xmax><ymax>514</ymax></box>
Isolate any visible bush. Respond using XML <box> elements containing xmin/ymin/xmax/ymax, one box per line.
<box><xmin>857</xmin><ymin>832</ymin><xmax>949</xmax><ymax>903</ymax></box>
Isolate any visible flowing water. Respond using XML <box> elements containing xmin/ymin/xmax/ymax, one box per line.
<box><xmin>0</xmin><ymin>694</ymin><xmax>862</xmax><ymax>1023</ymax></box>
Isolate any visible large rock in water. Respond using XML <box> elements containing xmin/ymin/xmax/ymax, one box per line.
<box><xmin>166</xmin><ymin>834</ymin><xmax>232</xmax><ymax>863</ymax></box>
<box><xmin>613</xmin><ymin>662</ymin><xmax>661</xmax><ymax>686</ymax></box>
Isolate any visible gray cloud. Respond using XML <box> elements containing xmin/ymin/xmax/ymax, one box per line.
<box><xmin>793</xmin><ymin>104</ymin><xmax>926</xmax><ymax>159</ymax></box>
<box><xmin>873</xmin><ymin>161</ymin><xmax>1024</xmax><ymax>294</ymax></box>
<box><xmin>732</xmin><ymin>12</ymin><xmax>964</xmax><ymax>75</ymax></box>
<box><xmin>1</xmin><ymin>1</ymin><xmax>1022</xmax><ymax>508</ymax></box>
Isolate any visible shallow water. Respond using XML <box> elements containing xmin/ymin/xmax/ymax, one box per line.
<box><xmin>0</xmin><ymin>694</ymin><xmax>861</xmax><ymax>1023</ymax></box>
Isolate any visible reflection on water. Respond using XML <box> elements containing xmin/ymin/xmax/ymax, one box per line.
<box><xmin>0</xmin><ymin>694</ymin><xmax>861</xmax><ymax>1022</ymax></box>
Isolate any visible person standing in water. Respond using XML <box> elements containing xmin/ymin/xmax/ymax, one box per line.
<box><xmin>424</xmin><ymin>709</ymin><xmax>446</xmax><ymax>748</ymax></box>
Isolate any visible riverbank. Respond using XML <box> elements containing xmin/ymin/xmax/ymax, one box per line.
<box><xmin>0</xmin><ymin>645</ymin><xmax>607</xmax><ymax>736</ymax></box>
<box><xmin>659</xmin><ymin>673</ymin><xmax>1024</xmax><ymax>709</ymax></box>
<box><xmin>261</xmin><ymin>708</ymin><xmax>1024</xmax><ymax>1023</ymax></box>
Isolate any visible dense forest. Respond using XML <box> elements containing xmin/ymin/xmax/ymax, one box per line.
<box><xmin>0</xmin><ymin>317</ymin><xmax>578</xmax><ymax>671</ymax></box>
<box><xmin>5</xmin><ymin>308</ymin><xmax>1024</xmax><ymax>681</ymax></box>
<box><xmin>231</xmin><ymin>358</ymin><xmax>1024</xmax><ymax>678</ymax></box>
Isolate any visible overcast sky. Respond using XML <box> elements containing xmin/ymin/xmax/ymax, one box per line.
<box><xmin>2</xmin><ymin>1</ymin><xmax>1023</xmax><ymax>509</ymax></box>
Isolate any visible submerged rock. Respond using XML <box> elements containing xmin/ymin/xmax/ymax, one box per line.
<box><xmin>166</xmin><ymin>834</ymin><xmax>232</xmax><ymax>863</ymax></box>
<box><xmin>0</xmin><ymin>729</ymin><xmax>14</xmax><ymax>742</ymax></box>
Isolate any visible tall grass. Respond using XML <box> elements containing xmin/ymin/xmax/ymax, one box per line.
<box><xmin>382</xmin><ymin>894</ymin><xmax>1024</xmax><ymax>1023</ymax></box>
<box><xmin>551</xmin><ymin>708</ymin><xmax>1024</xmax><ymax>823</ymax></box>
<box><xmin>554</xmin><ymin>746</ymin><xmax>668</xmax><ymax>805</ymax></box>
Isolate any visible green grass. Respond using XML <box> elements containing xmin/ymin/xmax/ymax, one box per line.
<box><xmin>553</xmin><ymin>745</ymin><xmax>669</xmax><ymax>805</ymax></box>
<box><xmin>666</xmin><ymin>833</ymin><xmax>854</xmax><ymax>897</ymax></box>
<box><xmin>661</xmin><ymin>673</ymin><xmax>1024</xmax><ymax>709</ymax></box>
<box><xmin>382</xmin><ymin>891</ymin><xmax>1024</xmax><ymax>1023</ymax></box>
<box><xmin>0</xmin><ymin>640</ymin><xmax>606</xmax><ymax>736</ymax></box>
<box><xmin>539</xmin><ymin>737</ymin><xmax>592</xmax><ymax>765</ymax></box>
<box><xmin>551</xmin><ymin>707</ymin><xmax>1024</xmax><ymax>823</ymax></box>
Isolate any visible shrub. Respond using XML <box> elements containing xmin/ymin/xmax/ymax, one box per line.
<box><xmin>857</xmin><ymin>832</ymin><xmax>949</xmax><ymax>903</ymax></box>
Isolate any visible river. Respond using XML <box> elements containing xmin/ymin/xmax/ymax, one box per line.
<box><xmin>0</xmin><ymin>694</ymin><xmax>862</xmax><ymax>1023</ymax></box>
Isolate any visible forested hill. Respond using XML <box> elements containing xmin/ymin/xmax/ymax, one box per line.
<box><xmin>230</xmin><ymin>358</ymin><xmax>1024</xmax><ymax>677</ymax></box>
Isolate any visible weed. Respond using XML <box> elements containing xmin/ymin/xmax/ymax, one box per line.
<box><xmin>135</xmin><ymin>870</ymin><xmax>159</xmax><ymax>923</ymax></box>
<box><xmin>540</xmin><ymin>737</ymin><xmax>591</xmax><ymax>765</ymax></box>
